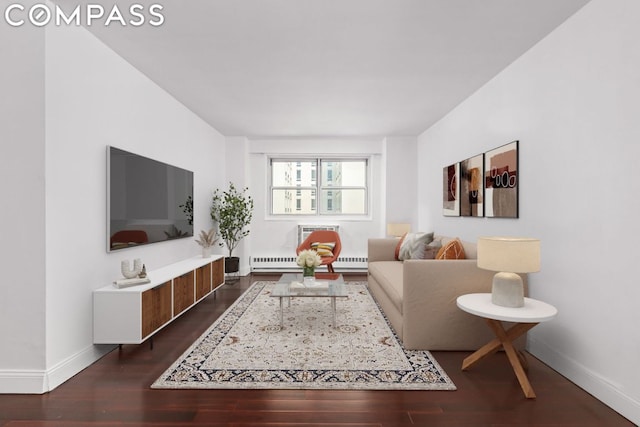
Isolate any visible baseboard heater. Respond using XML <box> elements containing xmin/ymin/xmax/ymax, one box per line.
<box><xmin>250</xmin><ymin>255</ymin><xmax>368</xmax><ymax>272</ymax></box>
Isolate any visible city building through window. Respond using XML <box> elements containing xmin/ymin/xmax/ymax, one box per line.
<box><xmin>270</xmin><ymin>158</ymin><xmax>368</xmax><ymax>215</ymax></box>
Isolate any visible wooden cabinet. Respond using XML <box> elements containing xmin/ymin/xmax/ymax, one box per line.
<box><xmin>173</xmin><ymin>271</ymin><xmax>195</xmax><ymax>315</ymax></box>
<box><xmin>141</xmin><ymin>281</ymin><xmax>171</xmax><ymax>338</ymax></box>
<box><xmin>212</xmin><ymin>258</ymin><xmax>224</xmax><ymax>289</ymax></box>
<box><xmin>94</xmin><ymin>255</ymin><xmax>224</xmax><ymax>345</ymax></box>
<box><xmin>195</xmin><ymin>263</ymin><xmax>212</xmax><ymax>301</ymax></box>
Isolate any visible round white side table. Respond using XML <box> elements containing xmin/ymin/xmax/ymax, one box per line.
<box><xmin>456</xmin><ymin>293</ymin><xmax>558</xmax><ymax>399</ymax></box>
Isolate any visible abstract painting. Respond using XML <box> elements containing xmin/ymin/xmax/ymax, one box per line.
<box><xmin>443</xmin><ymin>163</ymin><xmax>460</xmax><ymax>216</ymax></box>
<box><xmin>460</xmin><ymin>154</ymin><xmax>484</xmax><ymax>217</ymax></box>
<box><xmin>484</xmin><ymin>141</ymin><xmax>518</xmax><ymax>218</ymax></box>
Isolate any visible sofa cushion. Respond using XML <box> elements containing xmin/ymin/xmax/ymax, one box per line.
<box><xmin>398</xmin><ymin>232</ymin><xmax>434</xmax><ymax>260</ymax></box>
<box><xmin>368</xmin><ymin>261</ymin><xmax>404</xmax><ymax>314</ymax></box>
<box><xmin>436</xmin><ymin>238</ymin><xmax>466</xmax><ymax>260</ymax></box>
<box><xmin>423</xmin><ymin>239</ymin><xmax>442</xmax><ymax>259</ymax></box>
<box><xmin>394</xmin><ymin>234</ymin><xmax>405</xmax><ymax>260</ymax></box>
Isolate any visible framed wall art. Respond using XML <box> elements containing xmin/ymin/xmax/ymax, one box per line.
<box><xmin>442</xmin><ymin>163</ymin><xmax>460</xmax><ymax>216</ymax></box>
<box><xmin>460</xmin><ymin>154</ymin><xmax>484</xmax><ymax>217</ymax></box>
<box><xmin>484</xmin><ymin>140</ymin><xmax>518</xmax><ymax>218</ymax></box>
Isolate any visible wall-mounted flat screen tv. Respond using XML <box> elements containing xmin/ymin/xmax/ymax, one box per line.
<box><xmin>107</xmin><ymin>146</ymin><xmax>193</xmax><ymax>251</ymax></box>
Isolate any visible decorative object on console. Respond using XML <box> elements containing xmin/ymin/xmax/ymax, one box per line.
<box><xmin>297</xmin><ymin>249</ymin><xmax>322</xmax><ymax>280</ymax></box>
<box><xmin>477</xmin><ymin>236</ymin><xmax>540</xmax><ymax>307</ymax></box>
<box><xmin>138</xmin><ymin>264</ymin><xmax>147</xmax><ymax>278</ymax></box>
<box><xmin>195</xmin><ymin>228</ymin><xmax>219</xmax><ymax>258</ymax></box>
<box><xmin>121</xmin><ymin>258</ymin><xmax>142</xmax><ymax>279</ymax></box>
<box><xmin>386</xmin><ymin>223</ymin><xmax>411</xmax><ymax>238</ymax></box>
<box><xmin>113</xmin><ymin>277</ymin><xmax>151</xmax><ymax>289</ymax></box>
<box><xmin>443</xmin><ymin>163</ymin><xmax>460</xmax><ymax>216</ymax></box>
<box><xmin>210</xmin><ymin>182</ymin><xmax>254</xmax><ymax>274</ymax></box>
<box><xmin>460</xmin><ymin>154</ymin><xmax>484</xmax><ymax>217</ymax></box>
<box><xmin>484</xmin><ymin>141</ymin><xmax>518</xmax><ymax>218</ymax></box>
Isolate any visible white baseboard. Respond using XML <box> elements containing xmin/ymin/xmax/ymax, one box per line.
<box><xmin>528</xmin><ymin>337</ymin><xmax>639</xmax><ymax>425</ymax></box>
<box><xmin>46</xmin><ymin>344</ymin><xmax>116</xmax><ymax>391</ymax></box>
<box><xmin>0</xmin><ymin>344</ymin><xmax>116</xmax><ymax>394</ymax></box>
<box><xmin>0</xmin><ymin>370</ymin><xmax>48</xmax><ymax>394</ymax></box>
<box><xmin>239</xmin><ymin>265</ymin><xmax>251</xmax><ymax>277</ymax></box>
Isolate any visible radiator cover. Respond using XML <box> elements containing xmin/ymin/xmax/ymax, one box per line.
<box><xmin>250</xmin><ymin>255</ymin><xmax>367</xmax><ymax>272</ymax></box>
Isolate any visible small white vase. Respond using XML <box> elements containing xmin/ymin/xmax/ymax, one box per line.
<box><xmin>202</xmin><ymin>246</ymin><xmax>212</xmax><ymax>258</ymax></box>
<box><xmin>121</xmin><ymin>259</ymin><xmax>142</xmax><ymax>279</ymax></box>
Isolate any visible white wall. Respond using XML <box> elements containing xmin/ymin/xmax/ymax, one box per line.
<box><xmin>0</xmin><ymin>16</ymin><xmax>47</xmax><ymax>391</ymax></box>
<box><xmin>385</xmin><ymin>137</ymin><xmax>418</xmax><ymax>232</ymax></box>
<box><xmin>0</xmin><ymin>21</ymin><xmax>226</xmax><ymax>393</ymax></box>
<box><xmin>417</xmin><ymin>0</ymin><xmax>639</xmax><ymax>423</ymax></box>
<box><xmin>224</xmin><ymin>137</ymin><xmax>252</xmax><ymax>274</ymax></box>
<box><xmin>246</xmin><ymin>138</ymin><xmax>386</xmax><ymax>262</ymax></box>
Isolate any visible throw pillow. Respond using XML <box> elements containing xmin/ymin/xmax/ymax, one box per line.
<box><xmin>398</xmin><ymin>232</ymin><xmax>435</xmax><ymax>261</ymax></box>
<box><xmin>436</xmin><ymin>238</ymin><xmax>466</xmax><ymax>260</ymax></box>
<box><xmin>311</xmin><ymin>242</ymin><xmax>335</xmax><ymax>257</ymax></box>
<box><xmin>394</xmin><ymin>233</ymin><xmax>407</xmax><ymax>260</ymax></box>
<box><xmin>423</xmin><ymin>239</ymin><xmax>443</xmax><ymax>259</ymax></box>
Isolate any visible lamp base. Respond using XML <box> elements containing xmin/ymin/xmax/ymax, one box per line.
<box><xmin>491</xmin><ymin>272</ymin><xmax>524</xmax><ymax>308</ymax></box>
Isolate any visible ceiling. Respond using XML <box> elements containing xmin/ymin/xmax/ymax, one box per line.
<box><xmin>58</xmin><ymin>0</ymin><xmax>590</xmax><ymax>137</ymax></box>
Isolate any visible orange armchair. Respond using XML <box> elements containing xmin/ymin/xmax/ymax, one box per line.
<box><xmin>296</xmin><ymin>230</ymin><xmax>342</xmax><ymax>273</ymax></box>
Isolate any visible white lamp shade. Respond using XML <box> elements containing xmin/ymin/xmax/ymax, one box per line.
<box><xmin>387</xmin><ymin>223</ymin><xmax>411</xmax><ymax>237</ymax></box>
<box><xmin>477</xmin><ymin>237</ymin><xmax>540</xmax><ymax>273</ymax></box>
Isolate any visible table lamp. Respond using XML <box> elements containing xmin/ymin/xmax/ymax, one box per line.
<box><xmin>387</xmin><ymin>223</ymin><xmax>410</xmax><ymax>238</ymax></box>
<box><xmin>477</xmin><ymin>237</ymin><xmax>540</xmax><ymax>308</ymax></box>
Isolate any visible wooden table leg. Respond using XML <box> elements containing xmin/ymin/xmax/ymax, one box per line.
<box><xmin>462</xmin><ymin>320</ymin><xmax>539</xmax><ymax>398</ymax></box>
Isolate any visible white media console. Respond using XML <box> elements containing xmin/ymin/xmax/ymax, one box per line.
<box><xmin>93</xmin><ymin>255</ymin><xmax>225</xmax><ymax>345</ymax></box>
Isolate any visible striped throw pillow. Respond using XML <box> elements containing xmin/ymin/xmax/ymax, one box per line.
<box><xmin>311</xmin><ymin>242</ymin><xmax>336</xmax><ymax>257</ymax></box>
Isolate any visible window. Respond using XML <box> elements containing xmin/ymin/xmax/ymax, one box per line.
<box><xmin>270</xmin><ymin>158</ymin><xmax>368</xmax><ymax>215</ymax></box>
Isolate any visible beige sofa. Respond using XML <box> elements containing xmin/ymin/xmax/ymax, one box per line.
<box><xmin>367</xmin><ymin>236</ymin><xmax>527</xmax><ymax>350</ymax></box>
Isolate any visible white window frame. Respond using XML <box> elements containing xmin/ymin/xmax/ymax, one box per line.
<box><xmin>269</xmin><ymin>157</ymin><xmax>369</xmax><ymax>217</ymax></box>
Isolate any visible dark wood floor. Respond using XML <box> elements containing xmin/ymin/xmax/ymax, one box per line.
<box><xmin>0</xmin><ymin>273</ymin><xmax>633</xmax><ymax>427</ymax></box>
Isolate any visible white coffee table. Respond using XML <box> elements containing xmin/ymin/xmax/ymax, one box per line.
<box><xmin>271</xmin><ymin>273</ymin><xmax>347</xmax><ymax>328</ymax></box>
<box><xmin>456</xmin><ymin>293</ymin><xmax>558</xmax><ymax>398</ymax></box>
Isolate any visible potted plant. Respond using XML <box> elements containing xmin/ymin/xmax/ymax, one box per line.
<box><xmin>210</xmin><ymin>182</ymin><xmax>254</xmax><ymax>274</ymax></box>
<box><xmin>194</xmin><ymin>228</ymin><xmax>218</xmax><ymax>258</ymax></box>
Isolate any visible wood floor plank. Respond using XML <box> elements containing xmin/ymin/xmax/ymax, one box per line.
<box><xmin>0</xmin><ymin>273</ymin><xmax>633</xmax><ymax>427</ymax></box>
<box><xmin>235</xmin><ymin>398</ymin><xmax>442</xmax><ymax>414</ymax></box>
<box><xmin>193</xmin><ymin>408</ymin><xmax>413</xmax><ymax>425</ymax></box>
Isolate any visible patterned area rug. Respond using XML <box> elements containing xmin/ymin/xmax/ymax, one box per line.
<box><xmin>152</xmin><ymin>281</ymin><xmax>456</xmax><ymax>390</ymax></box>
